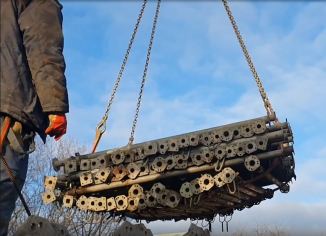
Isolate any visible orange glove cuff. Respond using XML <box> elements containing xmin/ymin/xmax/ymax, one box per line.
<box><xmin>45</xmin><ymin>114</ymin><xmax>67</xmax><ymax>141</ymax></box>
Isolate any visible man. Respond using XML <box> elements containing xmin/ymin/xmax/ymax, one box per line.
<box><xmin>0</xmin><ymin>0</ymin><xmax>69</xmax><ymax>235</ymax></box>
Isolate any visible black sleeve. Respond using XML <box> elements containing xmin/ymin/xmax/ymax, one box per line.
<box><xmin>17</xmin><ymin>0</ymin><xmax>69</xmax><ymax>113</ymax></box>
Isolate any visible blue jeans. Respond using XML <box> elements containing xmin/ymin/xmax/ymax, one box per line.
<box><xmin>0</xmin><ymin>116</ymin><xmax>30</xmax><ymax>236</ymax></box>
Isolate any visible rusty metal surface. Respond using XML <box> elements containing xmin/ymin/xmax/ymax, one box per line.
<box><xmin>41</xmin><ymin>114</ymin><xmax>296</xmax><ymax>223</ymax></box>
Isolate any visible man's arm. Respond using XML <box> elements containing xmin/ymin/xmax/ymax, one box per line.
<box><xmin>17</xmin><ymin>0</ymin><xmax>69</xmax><ymax>114</ymax></box>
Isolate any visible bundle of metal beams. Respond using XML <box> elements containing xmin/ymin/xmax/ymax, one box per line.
<box><xmin>42</xmin><ymin>112</ymin><xmax>296</xmax><ymax>222</ymax></box>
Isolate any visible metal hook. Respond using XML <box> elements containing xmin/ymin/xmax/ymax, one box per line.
<box><xmin>112</xmin><ymin>214</ymin><xmax>121</xmax><ymax>223</ymax></box>
<box><xmin>193</xmin><ymin>194</ymin><xmax>201</xmax><ymax>205</ymax></box>
<box><xmin>189</xmin><ymin>196</ymin><xmax>193</xmax><ymax>209</ymax></box>
<box><xmin>102</xmin><ymin>213</ymin><xmax>112</xmax><ymax>224</ymax></box>
<box><xmin>182</xmin><ymin>149</ymin><xmax>191</xmax><ymax>160</ymax></box>
<box><xmin>184</xmin><ymin>197</ymin><xmax>193</xmax><ymax>211</ymax></box>
<box><xmin>201</xmin><ymin>220</ymin><xmax>204</xmax><ymax>227</ymax></box>
<box><xmin>184</xmin><ymin>198</ymin><xmax>188</xmax><ymax>211</ymax></box>
<box><xmin>227</xmin><ymin>180</ymin><xmax>237</xmax><ymax>194</ymax></box>
<box><xmin>91</xmin><ymin>117</ymin><xmax>107</xmax><ymax>153</ymax></box>
<box><xmin>57</xmin><ymin>205</ymin><xmax>63</xmax><ymax>215</ymax></box>
<box><xmin>83</xmin><ymin>211</ymin><xmax>94</xmax><ymax>223</ymax></box>
<box><xmin>201</xmin><ymin>220</ymin><xmax>209</xmax><ymax>227</ymax></box>
<box><xmin>208</xmin><ymin>143</ymin><xmax>218</xmax><ymax>151</ymax></box>
<box><xmin>225</xmin><ymin>214</ymin><xmax>233</xmax><ymax>222</ymax></box>
<box><xmin>141</xmin><ymin>156</ymin><xmax>149</xmax><ymax>167</ymax></box>
<box><xmin>219</xmin><ymin>215</ymin><xmax>225</xmax><ymax>232</ymax></box>
<box><xmin>97</xmin><ymin>116</ymin><xmax>107</xmax><ymax>133</ymax></box>
<box><xmin>65</xmin><ymin>207</ymin><xmax>76</xmax><ymax>219</ymax></box>
<box><xmin>118</xmin><ymin>216</ymin><xmax>124</xmax><ymax>224</ymax></box>
<box><xmin>224</xmin><ymin>214</ymin><xmax>233</xmax><ymax>232</ymax></box>
<box><xmin>215</xmin><ymin>157</ymin><xmax>226</xmax><ymax>172</ymax></box>
<box><xmin>214</xmin><ymin>159</ymin><xmax>220</xmax><ymax>171</ymax></box>
<box><xmin>93</xmin><ymin>213</ymin><xmax>104</xmax><ymax>224</ymax></box>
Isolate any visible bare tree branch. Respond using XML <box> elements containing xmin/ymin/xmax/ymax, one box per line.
<box><xmin>8</xmin><ymin>136</ymin><xmax>118</xmax><ymax>236</ymax></box>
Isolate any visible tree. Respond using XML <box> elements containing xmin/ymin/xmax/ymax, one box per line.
<box><xmin>7</xmin><ymin>136</ymin><xmax>118</xmax><ymax>236</ymax></box>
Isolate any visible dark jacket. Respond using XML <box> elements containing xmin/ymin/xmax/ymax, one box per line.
<box><xmin>1</xmin><ymin>0</ymin><xmax>69</xmax><ymax>142</ymax></box>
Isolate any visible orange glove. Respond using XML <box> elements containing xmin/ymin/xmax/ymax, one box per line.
<box><xmin>45</xmin><ymin>113</ymin><xmax>67</xmax><ymax>141</ymax></box>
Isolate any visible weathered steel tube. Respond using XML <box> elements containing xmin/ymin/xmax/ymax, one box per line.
<box><xmin>57</xmin><ymin>129</ymin><xmax>291</xmax><ymax>182</ymax></box>
<box><xmin>57</xmin><ymin>171</ymin><xmax>87</xmax><ymax>182</ymax></box>
<box><xmin>52</xmin><ymin>113</ymin><xmax>278</xmax><ymax>171</ymax></box>
<box><xmin>268</xmin><ymin>122</ymin><xmax>288</xmax><ymax>132</ymax></box>
<box><xmin>53</xmin><ymin>121</ymin><xmax>288</xmax><ymax>172</ymax></box>
<box><xmin>225</xmin><ymin>128</ymin><xmax>289</xmax><ymax>146</ymax></box>
<box><xmin>65</xmin><ymin>146</ymin><xmax>293</xmax><ymax>196</ymax></box>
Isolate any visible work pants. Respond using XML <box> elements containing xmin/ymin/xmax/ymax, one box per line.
<box><xmin>0</xmin><ymin>115</ymin><xmax>31</xmax><ymax>236</ymax></box>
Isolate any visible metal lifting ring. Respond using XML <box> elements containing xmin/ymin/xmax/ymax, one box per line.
<box><xmin>209</xmin><ymin>143</ymin><xmax>219</xmax><ymax>151</ymax></box>
<box><xmin>83</xmin><ymin>211</ymin><xmax>94</xmax><ymax>223</ymax></box>
<box><xmin>225</xmin><ymin>214</ymin><xmax>233</xmax><ymax>223</ymax></box>
<box><xmin>201</xmin><ymin>220</ymin><xmax>209</xmax><ymax>227</ymax></box>
<box><xmin>64</xmin><ymin>207</ymin><xmax>76</xmax><ymax>219</ymax></box>
<box><xmin>93</xmin><ymin>213</ymin><xmax>104</xmax><ymax>224</ymax></box>
<box><xmin>193</xmin><ymin>193</ymin><xmax>201</xmax><ymax>205</ymax></box>
<box><xmin>141</xmin><ymin>156</ymin><xmax>149</xmax><ymax>167</ymax></box>
<box><xmin>57</xmin><ymin>205</ymin><xmax>63</xmax><ymax>215</ymax></box>
<box><xmin>215</xmin><ymin>157</ymin><xmax>226</xmax><ymax>172</ymax></box>
<box><xmin>219</xmin><ymin>214</ymin><xmax>225</xmax><ymax>223</ymax></box>
<box><xmin>102</xmin><ymin>213</ymin><xmax>112</xmax><ymax>224</ymax></box>
<box><xmin>184</xmin><ymin>196</ymin><xmax>193</xmax><ymax>211</ymax></box>
<box><xmin>227</xmin><ymin>180</ymin><xmax>237</xmax><ymax>195</ymax></box>
<box><xmin>112</xmin><ymin>214</ymin><xmax>122</xmax><ymax>223</ymax></box>
<box><xmin>183</xmin><ymin>149</ymin><xmax>191</xmax><ymax>160</ymax></box>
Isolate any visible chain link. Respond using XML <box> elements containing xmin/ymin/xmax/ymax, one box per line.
<box><xmin>91</xmin><ymin>1</ymin><xmax>148</xmax><ymax>152</ymax></box>
<box><xmin>100</xmin><ymin>0</ymin><xmax>147</xmax><ymax>128</ymax></box>
<box><xmin>221</xmin><ymin>0</ymin><xmax>279</xmax><ymax>124</ymax></box>
<box><xmin>127</xmin><ymin>0</ymin><xmax>162</xmax><ymax>146</ymax></box>
<box><xmin>94</xmin><ymin>0</ymin><xmax>276</xmax><ymax>152</ymax></box>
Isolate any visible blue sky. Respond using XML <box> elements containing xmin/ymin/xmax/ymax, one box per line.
<box><xmin>59</xmin><ymin>1</ymin><xmax>326</xmax><ymax>235</ymax></box>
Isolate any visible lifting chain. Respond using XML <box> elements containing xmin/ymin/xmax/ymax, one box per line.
<box><xmin>127</xmin><ymin>0</ymin><xmax>161</xmax><ymax>147</ymax></box>
<box><xmin>221</xmin><ymin>0</ymin><xmax>279</xmax><ymax>124</ymax></box>
<box><xmin>91</xmin><ymin>0</ymin><xmax>148</xmax><ymax>153</ymax></box>
<box><xmin>92</xmin><ymin>0</ymin><xmax>276</xmax><ymax>153</ymax></box>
